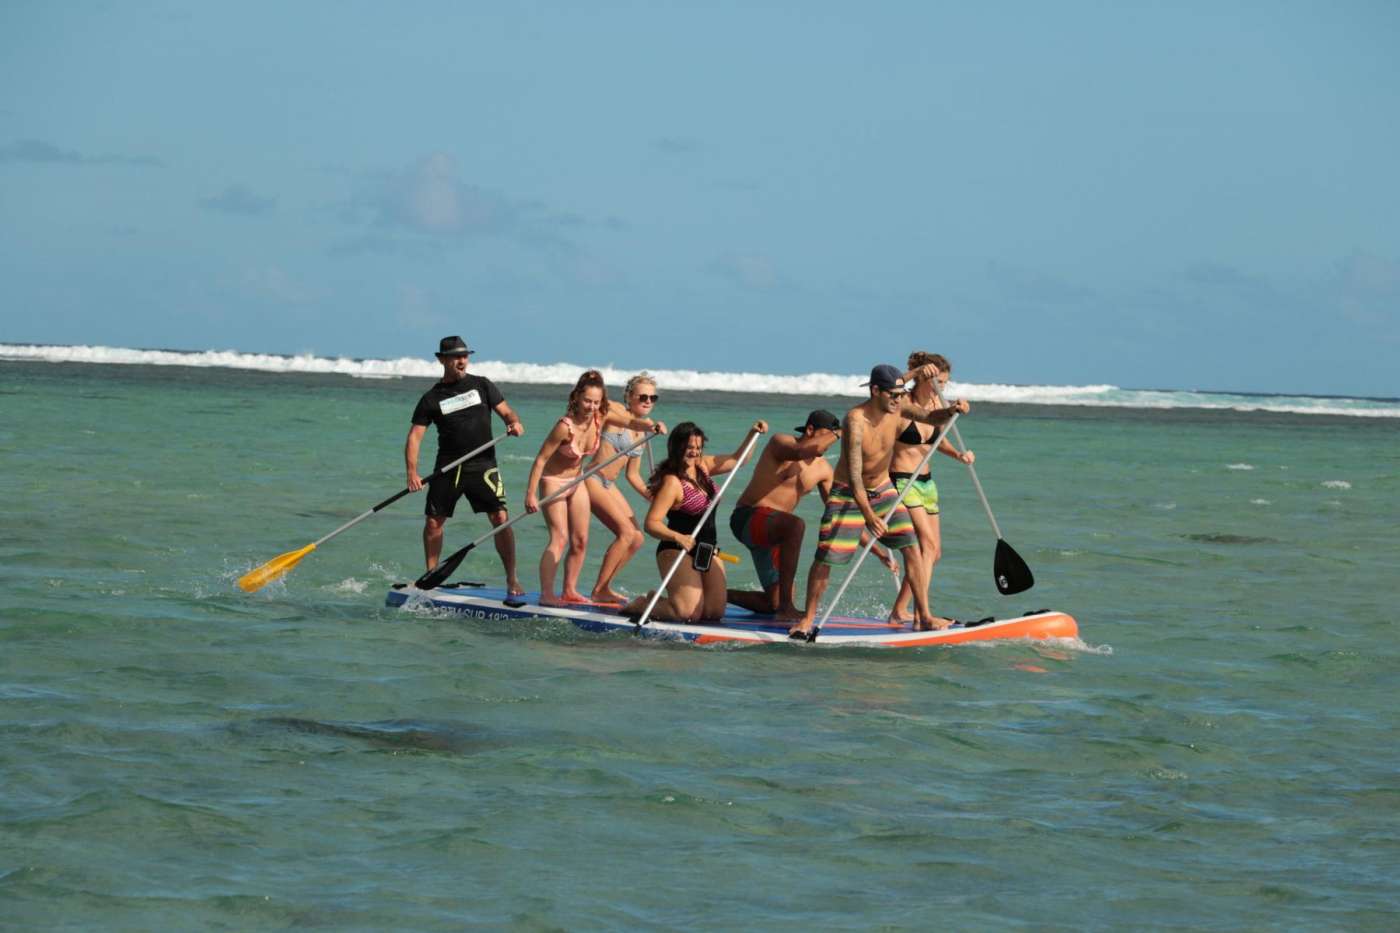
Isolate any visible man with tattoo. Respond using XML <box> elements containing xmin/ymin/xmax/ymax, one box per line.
<box><xmin>787</xmin><ymin>363</ymin><xmax>970</xmax><ymax>637</ymax></box>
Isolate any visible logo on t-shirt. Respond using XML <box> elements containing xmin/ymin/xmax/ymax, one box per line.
<box><xmin>440</xmin><ymin>389</ymin><xmax>483</xmax><ymax>415</ymax></box>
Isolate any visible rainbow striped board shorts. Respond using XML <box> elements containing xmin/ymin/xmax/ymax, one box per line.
<box><xmin>814</xmin><ymin>482</ymin><xmax>918</xmax><ymax>565</ymax></box>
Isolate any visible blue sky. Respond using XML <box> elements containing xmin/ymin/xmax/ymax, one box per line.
<box><xmin>2</xmin><ymin>1</ymin><xmax>1397</xmax><ymax>395</ymax></box>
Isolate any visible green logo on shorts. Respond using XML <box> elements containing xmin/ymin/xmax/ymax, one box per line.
<box><xmin>483</xmin><ymin>467</ymin><xmax>505</xmax><ymax>497</ymax></box>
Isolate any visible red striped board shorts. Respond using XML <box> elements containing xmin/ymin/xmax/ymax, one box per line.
<box><xmin>814</xmin><ymin>482</ymin><xmax>917</xmax><ymax>565</ymax></box>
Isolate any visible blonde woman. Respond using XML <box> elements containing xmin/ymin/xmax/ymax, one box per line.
<box><xmin>888</xmin><ymin>352</ymin><xmax>975</xmax><ymax>624</ymax></box>
<box><xmin>524</xmin><ymin>371</ymin><xmax>660</xmax><ymax>606</ymax></box>
<box><xmin>584</xmin><ymin>372</ymin><xmax>663</xmax><ymax>604</ymax></box>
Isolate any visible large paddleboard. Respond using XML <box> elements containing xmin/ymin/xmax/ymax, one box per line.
<box><xmin>385</xmin><ymin>583</ymin><xmax>1078</xmax><ymax>648</ymax></box>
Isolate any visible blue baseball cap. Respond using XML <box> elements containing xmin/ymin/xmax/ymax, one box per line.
<box><xmin>860</xmin><ymin>364</ymin><xmax>905</xmax><ymax>392</ymax></box>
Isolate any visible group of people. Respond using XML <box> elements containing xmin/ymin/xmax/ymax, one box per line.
<box><xmin>406</xmin><ymin>335</ymin><xmax>973</xmax><ymax>636</ymax></box>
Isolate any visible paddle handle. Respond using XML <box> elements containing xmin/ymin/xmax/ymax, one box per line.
<box><xmin>812</xmin><ymin>412</ymin><xmax>959</xmax><ymax>635</ymax></box>
<box><xmin>635</xmin><ymin>428</ymin><xmax>764</xmax><ymax>627</ymax></box>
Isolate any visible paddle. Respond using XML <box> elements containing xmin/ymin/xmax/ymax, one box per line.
<box><xmin>808</xmin><ymin>413</ymin><xmax>959</xmax><ymax>641</ymax></box>
<box><xmin>414</xmin><ymin>428</ymin><xmax>659</xmax><ymax>590</ymax></box>
<box><xmin>931</xmin><ymin>383</ymin><xmax>1033</xmax><ymax>595</ymax></box>
<box><xmin>634</xmin><ymin>427</ymin><xmax>765</xmax><ymax>627</ymax></box>
<box><xmin>238</xmin><ymin>433</ymin><xmax>511</xmax><ymax>593</ymax></box>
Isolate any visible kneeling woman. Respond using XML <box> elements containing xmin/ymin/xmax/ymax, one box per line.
<box><xmin>625</xmin><ymin>420</ymin><xmax>766</xmax><ymax>623</ymax></box>
<box><xmin>525</xmin><ymin>370</ymin><xmax>660</xmax><ymax>606</ymax></box>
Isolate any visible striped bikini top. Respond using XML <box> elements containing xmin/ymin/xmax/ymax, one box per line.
<box><xmin>673</xmin><ymin>477</ymin><xmax>711</xmax><ymax>515</ymax></box>
<box><xmin>663</xmin><ymin>475</ymin><xmax>717</xmax><ymax>547</ymax></box>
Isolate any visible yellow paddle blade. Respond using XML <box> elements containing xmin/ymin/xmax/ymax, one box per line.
<box><xmin>716</xmin><ymin>550</ymin><xmax>741</xmax><ymax>564</ymax></box>
<box><xmin>238</xmin><ymin>543</ymin><xmax>316</xmax><ymax>592</ymax></box>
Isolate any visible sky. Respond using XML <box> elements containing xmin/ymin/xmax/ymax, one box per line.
<box><xmin>1</xmin><ymin>1</ymin><xmax>1398</xmax><ymax>396</ymax></box>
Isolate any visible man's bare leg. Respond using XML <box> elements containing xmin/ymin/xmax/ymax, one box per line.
<box><xmin>774</xmin><ymin>516</ymin><xmax>806</xmax><ymax>621</ymax></box>
<box><xmin>790</xmin><ymin>561</ymin><xmax>832</xmax><ymax>637</ymax></box>
<box><xmin>423</xmin><ymin>516</ymin><xmax>447</xmax><ymax>571</ymax></box>
<box><xmin>727</xmin><ymin>585</ymin><xmax>780</xmax><ymax>615</ymax></box>
<box><xmin>488</xmin><ymin>511</ymin><xmax>524</xmax><ymax>595</ymax></box>
<box><xmin>902</xmin><ymin>543</ymin><xmax>949</xmax><ymax>630</ymax></box>
<box><xmin>890</xmin><ymin>509</ymin><xmax>936</xmax><ymax>623</ymax></box>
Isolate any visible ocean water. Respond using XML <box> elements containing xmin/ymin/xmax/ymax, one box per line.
<box><xmin>2</xmin><ymin>356</ymin><xmax>1398</xmax><ymax>930</ymax></box>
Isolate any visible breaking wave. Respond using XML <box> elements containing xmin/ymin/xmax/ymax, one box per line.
<box><xmin>3</xmin><ymin>343</ymin><xmax>1397</xmax><ymax>417</ymax></box>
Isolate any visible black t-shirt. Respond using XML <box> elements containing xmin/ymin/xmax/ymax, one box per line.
<box><xmin>411</xmin><ymin>374</ymin><xmax>505</xmax><ymax>469</ymax></box>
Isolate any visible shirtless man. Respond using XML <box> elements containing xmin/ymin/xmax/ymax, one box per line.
<box><xmin>727</xmin><ymin>410</ymin><xmax>899</xmax><ymax>621</ymax></box>
<box><xmin>788</xmin><ymin>363</ymin><xmax>970</xmax><ymax>637</ymax></box>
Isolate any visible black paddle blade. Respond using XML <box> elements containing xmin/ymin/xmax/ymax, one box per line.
<box><xmin>414</xmin><ymin>544</ymin><xmax>474</xmax><ymax>590</ymax></box>
<box><xmin>994</xmin><ymin>538</ymin><xmax>1034</xmax><ymax>595</ymax></box>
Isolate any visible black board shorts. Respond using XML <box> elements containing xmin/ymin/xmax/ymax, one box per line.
<box><xmin>425</xmin><ymin>464</ymin><xmax>508</xmax><ymax>517</ymax></box>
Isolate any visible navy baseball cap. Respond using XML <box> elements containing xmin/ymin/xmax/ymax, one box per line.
<box><xmin>860</xmin><ymin>364</ymin><xmax>905</xmax><ymax>392</ymax></box>
<box><xmin>795</xmin><ymin>410</ymin><xmax>841</xmax><ymax>434</ymax></box>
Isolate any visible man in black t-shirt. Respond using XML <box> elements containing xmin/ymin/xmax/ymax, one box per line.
<box><xmin>406</xmin><ymin>336</ymin><xmax>526</xmax><ymax>593</ymax></box>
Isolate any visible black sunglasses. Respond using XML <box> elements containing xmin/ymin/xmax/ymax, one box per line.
<box><xmin>634</xmin><ymin>393</ymin><xmax>660</xmax><ymax>403</ymax></box>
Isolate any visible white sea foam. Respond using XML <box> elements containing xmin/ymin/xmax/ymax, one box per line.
<box><xmin>4</xmin><ymin>342</ymin><xmax>1398</xmax><ymax>417</ymax></box>
<box><xmin>1227</xmin><ymin>463</ymin><xmax>1255</xmax><ymax>471</ymax></box>
<box><xmin>1251</xmin><ymin>498</ymin><xmax>1272</xmax><ymax>506</ymax></box>
<box><xmin>1321</xmin><ymin>480</ymin><xmax>1352</xmax><ymax>490</ymax></box>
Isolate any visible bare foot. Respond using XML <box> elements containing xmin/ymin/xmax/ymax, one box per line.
<box><xmin>887</xmin><ymin>612</ymin><xmax>914</xmax><ymax>627</ymax></box>
<box><xmin>590</xmin><ymin>588</ymin><xmax>627</xmax><ymax>606</ymax></box>
<box><xmin>774</xmin><ymin>606</ymin><xmax>803</xmax><ymax>624</ymax></box>
<box><xmin>561</xmin><ymin>592</ymin><xmax>592</xmax><ymax>605</ymax></box>
<box><xmin>507</xmin><ymin>579</ymin><xmax>526</xmax><ymax>597</ymax></box>
<box><xmin>787</xmin><ymin>621</ymin><xmax>814</xmax><ymax>639</ymax></box>
<box><xmin>914</xmin><ymin>616</ymin><xmax>954</xmax><ymax>632</ymax></box>
<box><xmin>622</xmin><ymin>593</ymin><xmax>654</xmax><ymax>616</ymax></box>
<box><xmin>539</xmin><ymin>594</ymin><xmax>564</xmax><ymax>607</ymax></box>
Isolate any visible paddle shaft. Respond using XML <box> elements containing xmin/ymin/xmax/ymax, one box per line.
<box><xmin>312</xmin><ymin>433</ymin><xmax>510</xmax><ymax>548</ymax></box>
<box><xmin>812</xmin><ymin>412</ymin><xmax>959</xmax><ymax>636</ymax></box>
<box><xmin>416</xmin><ymin>429</ymin><xmax>656</xmax><ymax>588</ymax></box>
<box><xmin>931</xmin><ymin>386</ymin><xmax>1003</xmax><ymax>539</ymax></box>
<box><xmin>635</xmin><ymin>429</ymin><xmax>764</xmax><ymax>627</ymax></box>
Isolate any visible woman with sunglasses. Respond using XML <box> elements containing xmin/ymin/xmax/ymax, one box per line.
<box><xmin>887</xmin><ymin>351</ymin><xmax>975</xmax><ymax>624</ymax></box>
<box><xmin>524</xmin><ymin>370</ymin><xmax>660</xmax><ymax>606</ymax></box>
<box><xmin>623</xmin><ymin>420</ymin><xmax>766</xmax><ymax>623</ymax></box>
<box><xmin>583</xmin><ymin>372</ymin><xmax>665</xmax><ymax>604</ymax></box>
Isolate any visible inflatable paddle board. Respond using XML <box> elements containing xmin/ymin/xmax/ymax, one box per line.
<box><xmin>385</xmin><ymin>583</ymin><xmax>1078</xmax><ymax>648</ymax></box>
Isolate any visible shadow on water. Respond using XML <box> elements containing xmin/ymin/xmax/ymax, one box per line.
<box><xmin>232</xmin><ymin>717</ymin><xmax>512</xmax><ymax>754</ymax></box>
<box><xmin>1183</xmin><ymin>533</ymin><xmax>1278</xmax><ymax>545</ymax></box>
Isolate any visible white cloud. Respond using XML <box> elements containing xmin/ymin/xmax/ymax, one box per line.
<box><xmin>241</xmin><ymin>265</ymin><xmax>318</xmax><ymax>305</ymax></box>
<box><xmin>366</xmin><ymin>153</ymin><xmax>515</xmax><ymax>236</ymax></box>
<box><xmin>706</xmin><ymin>252</ymin><xmax>782</xmax><ymax>290</ymax></box>
<box><xmin>200</xmin><ymin>183</ymin><xmax>276</xmax><ymax>216</ymax></box>
<box><xmin>0</xmin><ymin>138</ymin><xmax>164</xmax><ymax>167</ymax></box>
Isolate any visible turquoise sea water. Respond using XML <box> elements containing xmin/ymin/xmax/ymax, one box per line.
<box><xmin>2</xmin><ymin>360</ymin><xmax>1398</xmax><ymax>929</ymax></box>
